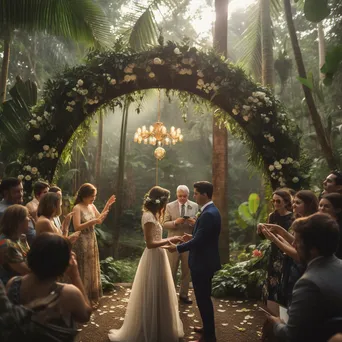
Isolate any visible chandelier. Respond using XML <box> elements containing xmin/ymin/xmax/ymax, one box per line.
<box><xmin>133</xmin><ymin>91</ymin><xmax>183</xmax><ymax>161</ymax></box>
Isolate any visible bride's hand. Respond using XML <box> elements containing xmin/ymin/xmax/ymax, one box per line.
<box><xmin>169</xmin><ymin>236</ymin><xmax>184</xmax><ymax>244</ymax></box>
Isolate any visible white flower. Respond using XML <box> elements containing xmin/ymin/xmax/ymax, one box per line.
<box><xmin>293</xmin><ymin>161</ymin><xmax>300</xmax><ymax>168</ymax></box>
<box><xmin>264</xmin><ymin>117</ymin><xmax>270</xmax><ymax>123</ymax></box>
<box><xmin>31</xmin><ymin>167</ymin><xmax>38</xmax><ymax>175</ymax></box>
<box><xmin>46</xmin><ymin>153</ymin><xmax>50</xmax><ymax>158</ymax></box>
<box><xmin>232</xmin><ymin>108</ymin><xmax>239</xmax><ymax>115</ymax></box>
<box><xmin>174</xmin><ymin>47</ymin><xmax>181</xmax><ymax>55</ymax></box>
<box><xmin>25</xmin><ymin>165</ymin><xmax>32</xmax><ymax>172</ymax></box>
<box><xmin>88</xmin><ymin>99</ymin><xmax>95</xmax><ymax>105</ymax></box>
<box><xmin>275</xmin><ymin>164</ymin><xmax>282</xmax><ymax>170</ymax></box>
<box><xmin>69</xmin><ymin>101</ymin><xmax>76</xmax><ymax>106</ymax></box>
<box><xmin>269</xmin><ymin>165</ymin><xmax>275</xmax><ymax>171</ymax></box>
<box><xmin>107</xmin><ymin>76</ymin><xmax>111</xmax><ymax>81</ymax></box>
<box><xmin>153</xmin><ymin>57</ymin><xmax>162</xmax><ymax>65</ymax></box>
<box><xmin>110</xmin><ymin>79</ymin><xmax>116</xmax><ymax>85</ymax></box>
<box><xmin>292</xmin><ymin>177</ymin><xmax>299</xmax><ymax>183</ymax></box>
<box><xmin>242</xmin><ymin>105</ymin><xmax>251</xmax><ymax>111</ymax></box>
<box><xmin>282</xmin><ymin>125</ymin><xmax>287</xmax><ymax>131</ymax></box>
<box><xmin>29</xmin><ymin>119</ymin><xmax>37</xmax><ymax>126</ymax></box>
<box><xmin>248</xmin><ymin>96</ymin><xmax>254</xmax><ymax>103</ymax></box>
<box><xmin>280</xmin><ymin>159</ymin><xmax>285</xmax><ymax>164</ymax></box>
<box><xmin>128</xmin><ymin>63</ymin><xmax>136</xmax><ymax>68</ymax></box>
<box><xmin>38</xmin><ymin>152</ymin><xmax>44</xmax><ymax>159</ymax></box>
<box><xmin>18</xmin><ymin>175</ymin><xmax>24</xmax><ymax>180</ymax></box>
<box><xmin>33</xmin><ymin>134</ymin><xmax>41</xmax><ymax>141</ymax></box>
<box><xmin>26</xmin><ymin>124</ymin><xmax>30</xmax><ymax>130</ymax></box>
<box><xmin>25</xmin><ymin>175</ymin><xmax>31</xmax><ymax>181</ymax></box>
<box><xmin>148</xmin><ymin>72</ymin><xmax>156</xmax><ymax>78</ymax></box>
<box><xmin>243</xmin><ymin>115</ymin><xmax>249</xmax><ymax>121</ymax></box>
<box><xmin>197</xmin><ymin>70</ymin><xmax>204</xmax><ymax>78</ymax></box>
<box><xmin>77</xmin><ymin>79</ymin><xmax>84</xmax><ymax>87</ymax></box>
<box><xmin>197</xmin><ymin>79</ymin><xmax>205</xmax><ymax>86</ymax></box>
<box><xmin>274</xmin><ymin>161</ymin><xmax>280</xmax><ymax>166</ymax></box>
<box><xmin>280</xmin><ymin>182</ymin><xmax>286</xmax><ymax>187</ymax></box>
<box><xmin>287</xmin><ymin>157</ymin><xmax>293</xmax><ymax>163</ymax></box>
<box><xmin>124</xmin><ymin>66</ymin><xmax>133</xmax><ymax>73</ymax></box>
<box><xmin>36</xmin><ymin>116</ymin><xmax>42</xmax><ymax>122</ymax></box>
<box><xmin>43</xmin><ymin>145</ymin><xmax>50</xmax><ymax>151</ymax></box>
<box><xmin>268</xmin><ymin>136</ymin><xmax>275</xmax><ymax>143</ymax></box>
<box><xmin>124</xmin><ymin>75</ymin><xmax>131</xmax><ymax>82</ymax></box>
<box><xmin>130</xmin><ymin>74</ymin><xmax>137</xmax><ymax>81</ymax></box>
<box><xmin>182</xmin><ymin>58</ymin><xmax>190</xmax><ymax>65</ymax></box>
<box><xmin>51</xmin><ymin>148</ymin><xmax>56</xmax><ymax>152</ymax></box>
<box><xmin>43</xmin><ymin>111</ymin><xmax>51</xmax><ymax>119</ymax></box>
<box><xmin>51</xmin><ymin>153</ymin><xmax>55</xmax><ymax>159</ymax></box>
<box><xmin>81</xmin><ymin>89</ymin><xmax>88</xmax><ymax>95</ymax></box>
<box><xmin>155</xmin><ymin>199</ymin><xmax>161</xmax><ymax>204</ymax></box>
<box><xmin>66</xmin><ymin>106</ymin><xmax>73</xmax><ymax>112</ymax></box>
<box><xmin>66</xmin><ymin>91</ymin><xmax>73</xmax><ymax>97</ymax></box>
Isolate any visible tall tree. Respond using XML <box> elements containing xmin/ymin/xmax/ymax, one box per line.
<box><xmin>213</xmin><ymin>0</ymin><xmax>229</xmax><ymax>263</ymax></box>
<box><xmin>0</xmin><ymin>0</ymin><xmax>112</xmax><ymax>102</ymax></box>
<box><xmin>261</xmin><ymin>0</ymin><xmax>274</xmax><ymax>87</ymax></box>
<box><xmin>283</xmin><ymin>0</ymin><xmax>338</xmax><ymax>169</ymax></box>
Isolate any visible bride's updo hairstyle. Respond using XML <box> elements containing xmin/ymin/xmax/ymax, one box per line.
<box><xmin>143</xmin><ymin>186</ymin><xmax>170</xmax><ymax>220</ymax></box>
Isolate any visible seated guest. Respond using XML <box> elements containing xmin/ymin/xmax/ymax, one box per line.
<box><xmin>0</xmin><ymin>178</ymin><xmax>35</xmax><ymax>246</ymax></box>
<box><xmin>6</xmin><ymin>233</ymin><xmax>92</xmax><ymax>325</ymax></box>
<box><xmin>26</xmin><ymin>181</ymin><xmax>49</xmax><ymax>223</ymax></box>
<box><xmin>36</xmin><ymin>193</ymin><xmax>79</xmax><ymax>243</ymax></box>
<box><xmin>0</xmin><ymin>205</ymin><xmax>31</xmax><ymax>285</ymax></box>
<box><xmin>268</xmin><ymin>213</ymin><xmax>342</xmax><ymax>342</ymax></box>
<box><xmin>49</xmin><ymin>185</ymin><xmax>63</xmax><ymax>230</ymax></box>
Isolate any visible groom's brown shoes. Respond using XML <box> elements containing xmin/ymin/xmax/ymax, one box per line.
<box><xmin>193</xmin><ymin>326</ymin><xmax>204</xmax><ymax>334</ymax></box>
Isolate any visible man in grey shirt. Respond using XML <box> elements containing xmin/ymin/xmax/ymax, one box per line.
<box><xmin>0</xmin><ymin>178</ymin><xmax>36</xmax><ymax>245</ymax></box>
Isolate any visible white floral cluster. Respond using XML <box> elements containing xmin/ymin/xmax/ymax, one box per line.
<box><xmin>268</xmin><ymin>158</ymin><xmax>300</xmax><ymax>186</ymax></box>
<box><xmin>18</xmin><ymin>165</ymin><xmax>39</xmax><ymax>181</ymax></box>
<box><xmin>144</xmin><ymin>196</ymin><xmax>160</xmax><ymax>204</ymax></box>
<box><xmin>103</xmin><ymin>73</ymin><xmax>117</xmax><ymax>85</ymax></box>
<box><xmin>196</xmin><ymin>70</ymin><xmax>219</xmax><ymax>94</ymax></box>
<box><xmin>27</xmin><ymin>111</ymin><xmax>52</xmax><ymax>134</ymax></box>
<box><xmin>232</xmin><ymin>91</ymin><xmax>273</xmax><ymax>122</ymax></box>
<box><xmin>66</xmin><ymin>79</ymin><xmax>89</xmax><ymax>111</ymax></box>
<box><xmin>264</xmin><ymin>133</ymin><xmax>275</xmax><ymax>143</ymax></box>
<box><xmin>123</xmin><ymin>63</ymin><xmax>137</xmax><ymax>83</ymax></box>
<box><xmin>37</xmin><ymin>145</ymin><xmax>59</xmax><ymax>160</ymax></box>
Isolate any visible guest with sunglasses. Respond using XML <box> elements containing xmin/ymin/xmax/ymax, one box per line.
<box><xmin>258</xmin><ymin>190</ymin><xmax>293</xmax><ymax>308</ymax></box>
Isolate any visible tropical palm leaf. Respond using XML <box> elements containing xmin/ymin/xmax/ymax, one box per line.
<box><xmin>114</xmin><ymin>0</ymin><xmax>178</xmax><ymax>51</ymax></box>
<box><xmin>0</xmin><ymin>0</ymin><xmax>113</xmax><ymax>47</ymax></box>
<box><xmin>236</xmin><ymin>0</ymin><xmax>281</xmax><ymax>80</ymax></box>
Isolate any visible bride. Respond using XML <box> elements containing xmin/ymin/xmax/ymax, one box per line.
<box><xmin>108</xmin><ymin>186</ymin><xmax>185</xmax><ymax>342</ymax></box>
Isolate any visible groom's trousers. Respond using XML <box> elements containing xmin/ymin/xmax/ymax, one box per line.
<box><xmin>191</xmin><ymin>271</ymin><xmax>216</xmax><ymax>341</ymax></box>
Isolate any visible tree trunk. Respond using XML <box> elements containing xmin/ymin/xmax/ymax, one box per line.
<box><xmin>261</xmin><ymin>0</ymin><xmax>274</xmax><ymax>87</ymax></box>
<box><xmin>283</xmin><ymin>0</ymin><xmax>337</xmax><ymax>170</ymax></box>
<box><xmin>95</xmin><ymin>112</ymin><xmax>104</xmax><ymax>188</ymax></box>
<box><xmin>213</xmin><ymin>0</ymin><xmax>229</xmax><ymax>264</ymax></box>
<box><xmin>0</xmin><ymin>31</ymin><xmax>12</xmax><ymax>103</ymax></box>
<box><xmin>112</xmin><ymin>101</ymin><xmax>129</xmax><ymax>258</ymax></box>
<box><xmin>317</xmin><ymin>22</ymin><xmax>326</xmax><ymax>80</ymax></box>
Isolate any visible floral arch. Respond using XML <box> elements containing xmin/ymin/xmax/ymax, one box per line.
<box><xmin>10</xmin><ymin>41</ymin><xmax>307</xmax><ymax>194</ymax></box>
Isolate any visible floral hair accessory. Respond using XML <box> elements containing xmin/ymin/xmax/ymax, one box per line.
<box><xmin>144</xmin><ymin>194</ymin><xmax>169</xmax><ymax>205</ymax></box>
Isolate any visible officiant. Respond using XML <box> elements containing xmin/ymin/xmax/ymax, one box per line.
<box><xmin>163</xmin><ymin>185</ymin><xmax>198</xmax><ymax>304</ymax></box>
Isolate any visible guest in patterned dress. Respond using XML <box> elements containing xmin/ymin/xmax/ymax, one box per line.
<box><xmin>0</xmin><ymin>205</ymin><xmax>31</xmax><ymax>285</ymax></box>
<box><xmin>72</xmin><ymin>183</ymin><xmax>115</xmax><ymax>308</ymax></box>
<box><xmin>260</xmin><ymin>190</ymin><xmax>293</xmax><ymax>306</ymax></box>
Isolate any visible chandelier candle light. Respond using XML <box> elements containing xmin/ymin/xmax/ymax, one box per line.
<box><xmin>133</xmin><ymin>90</ymin><xmax>184</xmax><ymax>184</ymax></box>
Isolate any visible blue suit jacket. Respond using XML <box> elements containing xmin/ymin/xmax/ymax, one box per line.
<box><xmin>177</xmin><ymin>203</ymin><xmax>221</xmax><ymax>275</ymax></box>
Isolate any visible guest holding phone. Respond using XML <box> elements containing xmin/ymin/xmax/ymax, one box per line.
<box><xmin>163</xmin><ymin>185</ymin><xmax>198</xmax><ymax>304</ymax></box>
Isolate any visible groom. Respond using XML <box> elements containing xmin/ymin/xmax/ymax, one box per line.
<box><xmin>165</xmin><ymin>181</ymin><xmax>221</xmax><ymax>342</ymax></box>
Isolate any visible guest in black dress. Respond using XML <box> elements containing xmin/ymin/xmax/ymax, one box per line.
<box><xmin>261</xmin><ymin>190</ymin><xmax>293</xmax><ymax>306</ymax></box>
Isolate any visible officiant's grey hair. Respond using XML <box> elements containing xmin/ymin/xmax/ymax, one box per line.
<box><xmin>177</xmin><ymin>185</ymin><xmax>189</xmax><ymax>194</ymax></box>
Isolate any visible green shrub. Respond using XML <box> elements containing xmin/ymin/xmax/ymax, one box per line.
<box><xmin>100</xmin><ymin>257</ymin><xmax>139</xmax><ymax>291</ymax></box>
<box><xmin>212</xmin><ymin>239</ymin><xmax>270</xmax><ymax>298</ymax></box>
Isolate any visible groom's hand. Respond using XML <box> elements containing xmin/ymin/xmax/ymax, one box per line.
<box><xmin>182</xmin><ymin>233</ymin><xmax>192</xmax><ymax>242</ymax></box>
<box><xmin>162</xmin><ymin>244</ymin><xmax>177</xmax><ymax>253</ymax></box>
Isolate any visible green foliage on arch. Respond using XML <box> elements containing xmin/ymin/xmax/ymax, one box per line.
<box><xmin>4</xmin><ymin>41</ymin><xmax>308</xmax><ymax>192</ymax></box>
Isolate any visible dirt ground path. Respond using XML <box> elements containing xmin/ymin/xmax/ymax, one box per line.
<box><xmin>76</xmin><ymin>286</ymin><xmax>265</xmax><ymax>342</ymax></box>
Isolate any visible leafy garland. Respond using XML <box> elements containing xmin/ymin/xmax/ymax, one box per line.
<box><xmin>13</xmin><ymin>41</ymin><xmax>308</xmax><ymax>193</ymax></box>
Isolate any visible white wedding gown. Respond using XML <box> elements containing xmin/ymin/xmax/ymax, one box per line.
<box><xmin>108</xmin><ymin>211</ymin><xmax>184</xmax><ymax>342</ymax></box>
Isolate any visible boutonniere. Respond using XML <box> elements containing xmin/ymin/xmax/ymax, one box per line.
<box><xmin>195</xmin><ymin>210</ymin><xmax>201</xmax><ymax>218</ymax></box>
<box><xmin>187</xmin><ymin>204</ymin><xmax>192</xmax><ymax>210</ymax></box>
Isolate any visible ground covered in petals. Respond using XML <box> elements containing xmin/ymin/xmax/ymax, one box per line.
<box><xmin>76</xmin><ymin>286</ymin><xmax>265</xmax><ymax>342</ymax></box>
